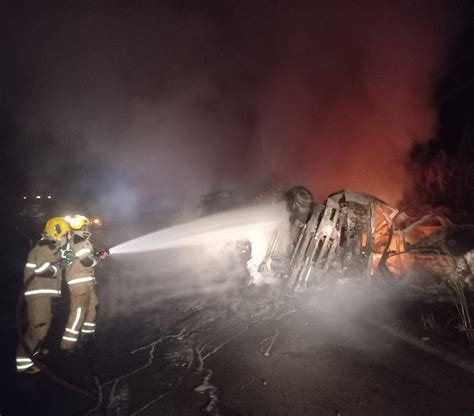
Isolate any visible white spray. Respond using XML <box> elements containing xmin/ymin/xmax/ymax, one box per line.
<box><xmin>109</xmin><ymin>203</ymin><xmax>290</xmax><ymax>283</ymax></box>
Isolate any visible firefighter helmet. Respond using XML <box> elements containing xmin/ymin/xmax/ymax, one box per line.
<box><xmin>65</xmin><ymin>215</ymin><xmax>90</xmax><ymax>230</ymax></box>
<box><xmin>44</xmin><ymin>217</ymin><xmax>71</xmax><ymax>240</ymax></box>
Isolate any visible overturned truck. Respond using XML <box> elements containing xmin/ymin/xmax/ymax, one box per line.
<box><xmin>259</xmin><ymin>187</ymin><xmax>474</xmax><ymax>291</ymax></box>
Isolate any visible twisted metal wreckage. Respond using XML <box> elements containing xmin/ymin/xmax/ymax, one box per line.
<box><xmin>258</xmin><ymin>187</ymin><xmax>474</xmax><ymax>291</ymax></box>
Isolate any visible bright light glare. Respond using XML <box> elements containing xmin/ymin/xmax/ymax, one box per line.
<box><xmin>47</xmin><ymin>195</ymin><xmax>52</xmax><ymax>199</ymax></box>
<box><xmin>36</xmin><ymin>195</ymin><xmax>41</xmax><ymax>199</ymax></box>
<box><xmin>23</xmin><ymin>196</ymin><xmax>27</xmax><ymax>199</ymax></box>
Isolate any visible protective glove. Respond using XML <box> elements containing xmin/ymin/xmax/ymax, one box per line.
<box><xmin>95</xmin><ymin>248</ymin><xmax>110</xmax><ymax>261</ymax></box>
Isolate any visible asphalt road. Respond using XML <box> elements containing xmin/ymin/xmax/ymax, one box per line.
<box><xmin>205</xmin><ymin>293</ymin><xmax>474</xmax><ymax>416</ymax></box>
<box><xmin>5</xmin><ymin>252</ymin><xmax>474</xmax><ymax>416</ymax></box>
<box><xmin>96</xmin><ymin>283</ymin><xmax>474</xmax><ymax>416</ymax></box>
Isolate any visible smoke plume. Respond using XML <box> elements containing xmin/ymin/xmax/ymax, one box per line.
<box><xmin>255</xmin><ymin>0</ymin><xmax>455</xmax><ymax>204</ymax></box>
<box><xmin>5</xmin><ymin>0</ymin><xmax>457</xmax><ymax>209</ymax></box>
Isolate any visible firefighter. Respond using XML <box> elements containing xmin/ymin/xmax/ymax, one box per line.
<box><xmin>60</xmin><ymin>215</ymin><xmax>103</xmax><ymax>351</ymax></box>
<box><xmin>16</xmin><ymin>217</ymin><xmax>71</xmax><ymax>374</ymax></box>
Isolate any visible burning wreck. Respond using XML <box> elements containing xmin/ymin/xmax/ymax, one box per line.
<box><xmin>258</xmin><ymin>187</ymin><xmax>474</xmax><ymax>291</ymax></box>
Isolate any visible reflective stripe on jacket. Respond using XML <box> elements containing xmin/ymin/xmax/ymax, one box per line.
<box><xmin>24</xmin><ymin>238</ymin><xmax>62</xmax><ymax>299</ymax></box>
<box><xmin>66</xmin><ymin>233</ymin><xmax>96</xmax><ymax>285</ymax></box>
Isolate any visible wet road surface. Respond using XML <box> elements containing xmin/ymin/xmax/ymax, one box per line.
<box><xmin>5</xmin><ymin>258</ymin><xmax>474</xmax><ymax>416</ymax></box>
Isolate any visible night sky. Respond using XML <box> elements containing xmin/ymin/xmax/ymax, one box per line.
<box><xmin>2</xmin><ymin>0</ymin><xmax>473</xmax><ymax>217</ymax></box>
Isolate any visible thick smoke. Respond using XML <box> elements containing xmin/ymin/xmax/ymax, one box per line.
<box><xmin>7</xmin><ymin>1</ymin><xmax>456</xmax><ymax>210</ymax></box>
<box><xmin>255</xmin><ymin>0</ymin><xmax>454</xmax><ymax>204</ymax></box>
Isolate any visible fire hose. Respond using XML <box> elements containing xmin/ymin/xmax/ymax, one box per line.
<box><xmin>16</xmin><ymin>273</ymin><xmax>97</xmax><ymax>401</ymax></box>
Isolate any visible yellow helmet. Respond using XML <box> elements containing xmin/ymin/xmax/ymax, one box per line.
<box><xmin>64</xmin><ymin>214</ymin><xmax>90</xmax><ymax>230</ymax></box>
<box><xmin>44</xmin><ymin>217</ymin><xmax>71</xmax><ymax>240</ymax></box>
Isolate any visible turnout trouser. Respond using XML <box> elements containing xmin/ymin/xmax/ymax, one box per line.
<box><xmin>61</xmin><ymin>283</ymin><xmax>98</xmax><ymax>350</ymax></box>
<box><xmin>16</xmin><ymin>296</ymin><xmax>52</xmax><ymax>372</ymax></box>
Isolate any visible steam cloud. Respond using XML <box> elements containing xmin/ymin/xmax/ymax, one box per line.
<box><xmin>6</xmin><ymin>1</ymin><xmax>456</xmax><ymax>209</ymax></box>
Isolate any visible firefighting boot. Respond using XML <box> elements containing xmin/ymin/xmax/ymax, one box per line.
<box><xmin>23</xmin><ymin>364</ymin><xmax>41</xmax><ymax>375</ymax></box>
<box><xmin>77</xmin><ymin>334</ymin><xmax>94</xmax><ymax>351</ymax></box>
